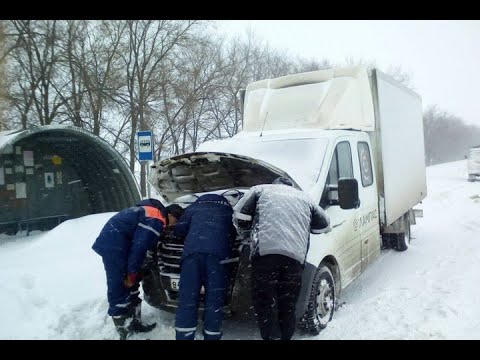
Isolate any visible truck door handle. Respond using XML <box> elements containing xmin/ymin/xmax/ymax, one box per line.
<box><xmin>331</xmin><ymin>221</ymin><xmax>345</xmax><ymax>229</ymax></box>
<box><xmin>364</xmin><ymin>239</ymin><xmax>369</xmax><ymax>244</ymax></box>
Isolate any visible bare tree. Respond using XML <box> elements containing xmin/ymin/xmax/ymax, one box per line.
<box><xmin>76</xmin><ymin>21</ymin><xmax>127</xmax><ymax>136</ymax></box>
<box><xmin>7</xmin><ymin>20</ymin><xmax>66</xmax><ymax>126</ymax></box>
<box><xmin>2</xmin><ymin>21</ymin><xmax>39</xmax><ymax>129</ymax></box>
<box><xmin>343</xmin><ymin>57</ymin><xmax>414</xmax><ymax>89</ymax></box>
<box><xmin>0</xmin><ymin>21</ymin><xmax>8</xmax><ymax>130</ymax></box>
<box><xmin>8</xmin><ymin>20</ymin><xmax>467</xmax><ymax>191</ymax></box>
<box><xmin>293</xmin><ymin>56</ymin><xmax>332</xmax><ymax>73</ymax></box>
<box><xmin>423</xmin><ymin>104</ymin><xmax>480</xmax><ymax>165</ymax></box>
<box><xmin>3</xmin><ymin>61</ymin><xmax>37</xmax><ymax>129</ymax></box>
<box><xmin>385</xmin><ymin>64</ymin><xmax>414</xmax><ymax>90</ymax></box>
<box><xmin>56</xmin><ymin>20</ymin><xmax>126</xmax><ymax>135</ymax></box>
<box><xmin>116</xmin><ymin>20</ymin><xmax>200</xmax><ymax>197</ymax></box>
<box><xmin>52</xmin><ymin>20</ymin><xmax>87</xmax><ymax>128</ymax></box>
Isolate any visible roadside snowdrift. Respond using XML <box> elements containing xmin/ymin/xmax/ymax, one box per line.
<box><xmin>1</xmin><ymin>160</ymin><xmax>479</xmax><ymax>339</ymax></box>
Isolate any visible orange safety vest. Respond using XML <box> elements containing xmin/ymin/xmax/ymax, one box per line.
<box><xmin>143</xmin><ymin>206</ymin><xmax>167</xmax><ymax>226</ymax></box>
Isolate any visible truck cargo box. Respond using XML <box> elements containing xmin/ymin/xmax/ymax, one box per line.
<box><xmin>370</xmin><ymin>69</ymin><xmax>427</xmax><ymax>227</ymax></box>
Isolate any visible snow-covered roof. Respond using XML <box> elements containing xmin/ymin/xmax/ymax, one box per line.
<box><xmin>0</xmin><ymin>129</ymin><xmax>23</xmax><ymax>150</ymax></box>
<box><xmin>1</xmin><ymin>125</ymin><xmax>110</xmax><ymax>153</ymax></box>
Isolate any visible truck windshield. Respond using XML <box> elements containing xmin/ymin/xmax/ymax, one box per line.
<box><xmin>200</xmin><ymin>137</ymin><xmax>329</xmax><ymax>191</ymax></box>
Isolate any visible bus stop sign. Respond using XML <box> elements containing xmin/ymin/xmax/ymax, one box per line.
<box><xmin>137</xmin><ymin>131</ymin><xmax>153</xmax><ymax>161</ymax></box>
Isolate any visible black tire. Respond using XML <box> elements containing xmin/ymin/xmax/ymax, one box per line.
<box><xmin>381</xmin><ymin>234</ymin><xmax>394</xmax><ymax>249</ymax></box>
<box><xmin>395</xmin><ymin>218</ymin><xmax>411</xmax><ymax>252</ymax></box>
<box><xmin>300</xmin><ymin>265</ymin><xmax>336</xmax><ymax>335</ymax></box>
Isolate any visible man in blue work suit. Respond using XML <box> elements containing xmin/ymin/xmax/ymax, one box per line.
<box><xmin>92</xmin><ymin>198</ymin><xmax>168</xmax><ymax>340</ymax></box>
<box><xmin>174</xmin><ymin>194</ymin><xmax>236</xmax><ymax>340</ymax></box>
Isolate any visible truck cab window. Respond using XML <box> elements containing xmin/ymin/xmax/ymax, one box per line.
<box><xmin>358</xmin><ymin>142</ymin><xmax>373</xmax><ymax>187</ymax></box>
<box><xmin>320</xmin><ymin>141</ymin><xmax>353</xmax><ymax>208</ymax></box>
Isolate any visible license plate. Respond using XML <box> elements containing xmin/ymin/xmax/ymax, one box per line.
<box><xmin>169</xmin><ymin>278</ymin><xmax>204</xmax><ymax>293</ymax></box>
<box><xmin>170</xmin><ymin>278</ymin><xmax>180</xmax><ymax>291</ymax></box>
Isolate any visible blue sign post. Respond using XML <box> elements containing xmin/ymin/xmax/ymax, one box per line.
<box><xmin>137</xmin><ymin>131</ymin><xmax>153</xmax><ymax>161</ymax></box>
<box><xmin>137</xmin><ymin>131</ymin><xmax>153</xmax><ymax>198</ymax></box>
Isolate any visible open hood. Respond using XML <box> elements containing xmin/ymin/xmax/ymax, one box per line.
<box><xmin>149</xmin><ymin>152</ymin><xmax>299</xmax><ymax>202</ymax></box>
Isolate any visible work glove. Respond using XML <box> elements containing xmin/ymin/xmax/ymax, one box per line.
<box><xmin>124</xmin><ymin>273</ymin><xmax>139</xmax><ymax>288</ymax></box>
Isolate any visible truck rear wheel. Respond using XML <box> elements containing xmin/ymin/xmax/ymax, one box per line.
<box><xmin>300</xmin><ymin>265</ymin><xmax>335</xmax><ymax>335</ymax></box>
<box><xmin>395</xmin><ymin>219</ymin><xmax>411</xmax><ymax>252</ymax></box>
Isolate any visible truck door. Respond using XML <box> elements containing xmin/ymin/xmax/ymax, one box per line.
<box><xmin>355</xmin><ymin>140</ymin><xmax>381</xmax><ymax>271</ymax></box>
<box><xmin>320</xmin><ymin>140</ymin><xmax>362</xmax><ymax>286</ymax></box>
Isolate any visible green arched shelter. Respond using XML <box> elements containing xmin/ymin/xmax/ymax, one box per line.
<box><xmin>0</xmin><ymin>125</ymin><xmax>141</xmax><ymax>235</ymax></box>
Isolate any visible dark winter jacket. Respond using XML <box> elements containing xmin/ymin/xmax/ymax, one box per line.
<box><xmin>174</xmin><ymin>194</ymin><xmax>236</xmax><ymax>261</ymax></box>
<box><xmin>233</xmin><ymin>184</ymin><xmax>331</xmax><ymax>264</ymax></box>
<box><xmin>92</xmin><ymin>198</ymin><xmax>167</xmax><ymax>274</ymax></box>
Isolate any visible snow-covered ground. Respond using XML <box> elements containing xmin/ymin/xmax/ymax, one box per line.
<box><xmin>1</xmin><ymin>160</ymin><xmax>479</xmax><ymax>340</ymax></box>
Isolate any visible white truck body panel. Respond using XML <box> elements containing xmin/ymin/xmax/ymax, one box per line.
<box><xmin>370</xmin><ymin>70</ymin><xmax>427</xmax><ymax>226</ymax></box>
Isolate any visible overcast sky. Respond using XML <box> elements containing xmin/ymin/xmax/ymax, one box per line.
<box><xmin>216</xmin><ymin>20</ymin><xmax>480</xmax><ymax>127</ymax></box>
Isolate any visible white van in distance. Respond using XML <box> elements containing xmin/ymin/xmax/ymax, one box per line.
<box><xmin>467</xmin><ymin>146</ymin><xmax>480</xmax><ymax>182</ymax></box>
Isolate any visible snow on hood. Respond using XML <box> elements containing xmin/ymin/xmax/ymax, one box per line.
<box><xmin>197</xmin><ymin>134</ymin><xmax>329</xmax><ymax>192</ymax></box>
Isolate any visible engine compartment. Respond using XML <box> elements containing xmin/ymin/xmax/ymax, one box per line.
<box><xmin>141</xmin><ymin>189</ymin><xmax>254</xmax><ymax>318</ymax></box>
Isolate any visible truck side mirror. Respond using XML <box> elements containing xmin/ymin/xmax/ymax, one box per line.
<box><xmin>338</xmin><ymin>178</ymin><xmax>360</xmax><ymax>210</ymax></box>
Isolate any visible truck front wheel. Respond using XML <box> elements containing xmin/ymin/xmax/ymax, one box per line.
<box><xmin>300</xmin><ymin>265</ymin><xmax>336</xmax><ymax>335</ymax></box>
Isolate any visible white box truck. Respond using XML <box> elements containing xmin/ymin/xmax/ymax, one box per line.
<box><xmin>467</xmin><ymin>145</ymin><xmax>480</xmax><ymax>181</ymax></box>
<box><xmin>143</xmin><ymin>66</ymin><xmax>427</xmax><ymax>334</ymax></box>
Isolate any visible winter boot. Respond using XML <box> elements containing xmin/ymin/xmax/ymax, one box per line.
<box><xmin>112</xmin><ymin>315</ymin><xmax>133</xmax><ymax>340</ymax></box>
<box><xmin>129</xmin><ymin>304</ymin><xmax>157</xmax><ymax>333</ymax></box>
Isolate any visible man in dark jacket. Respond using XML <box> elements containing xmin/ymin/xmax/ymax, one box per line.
<box><xmin>173</xmin><ymin>194</ymin><xmax>236</xmax><ymax>340</ymax></box>
<box><xmin>92</xmin><ymin>198</ymin><xmax>168</xmax><ymax>340</ymax></box>
<box><xmin>233</xmin><ymin>177</ymin><xmax>331</xmax><ymax>340</ymax></box>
